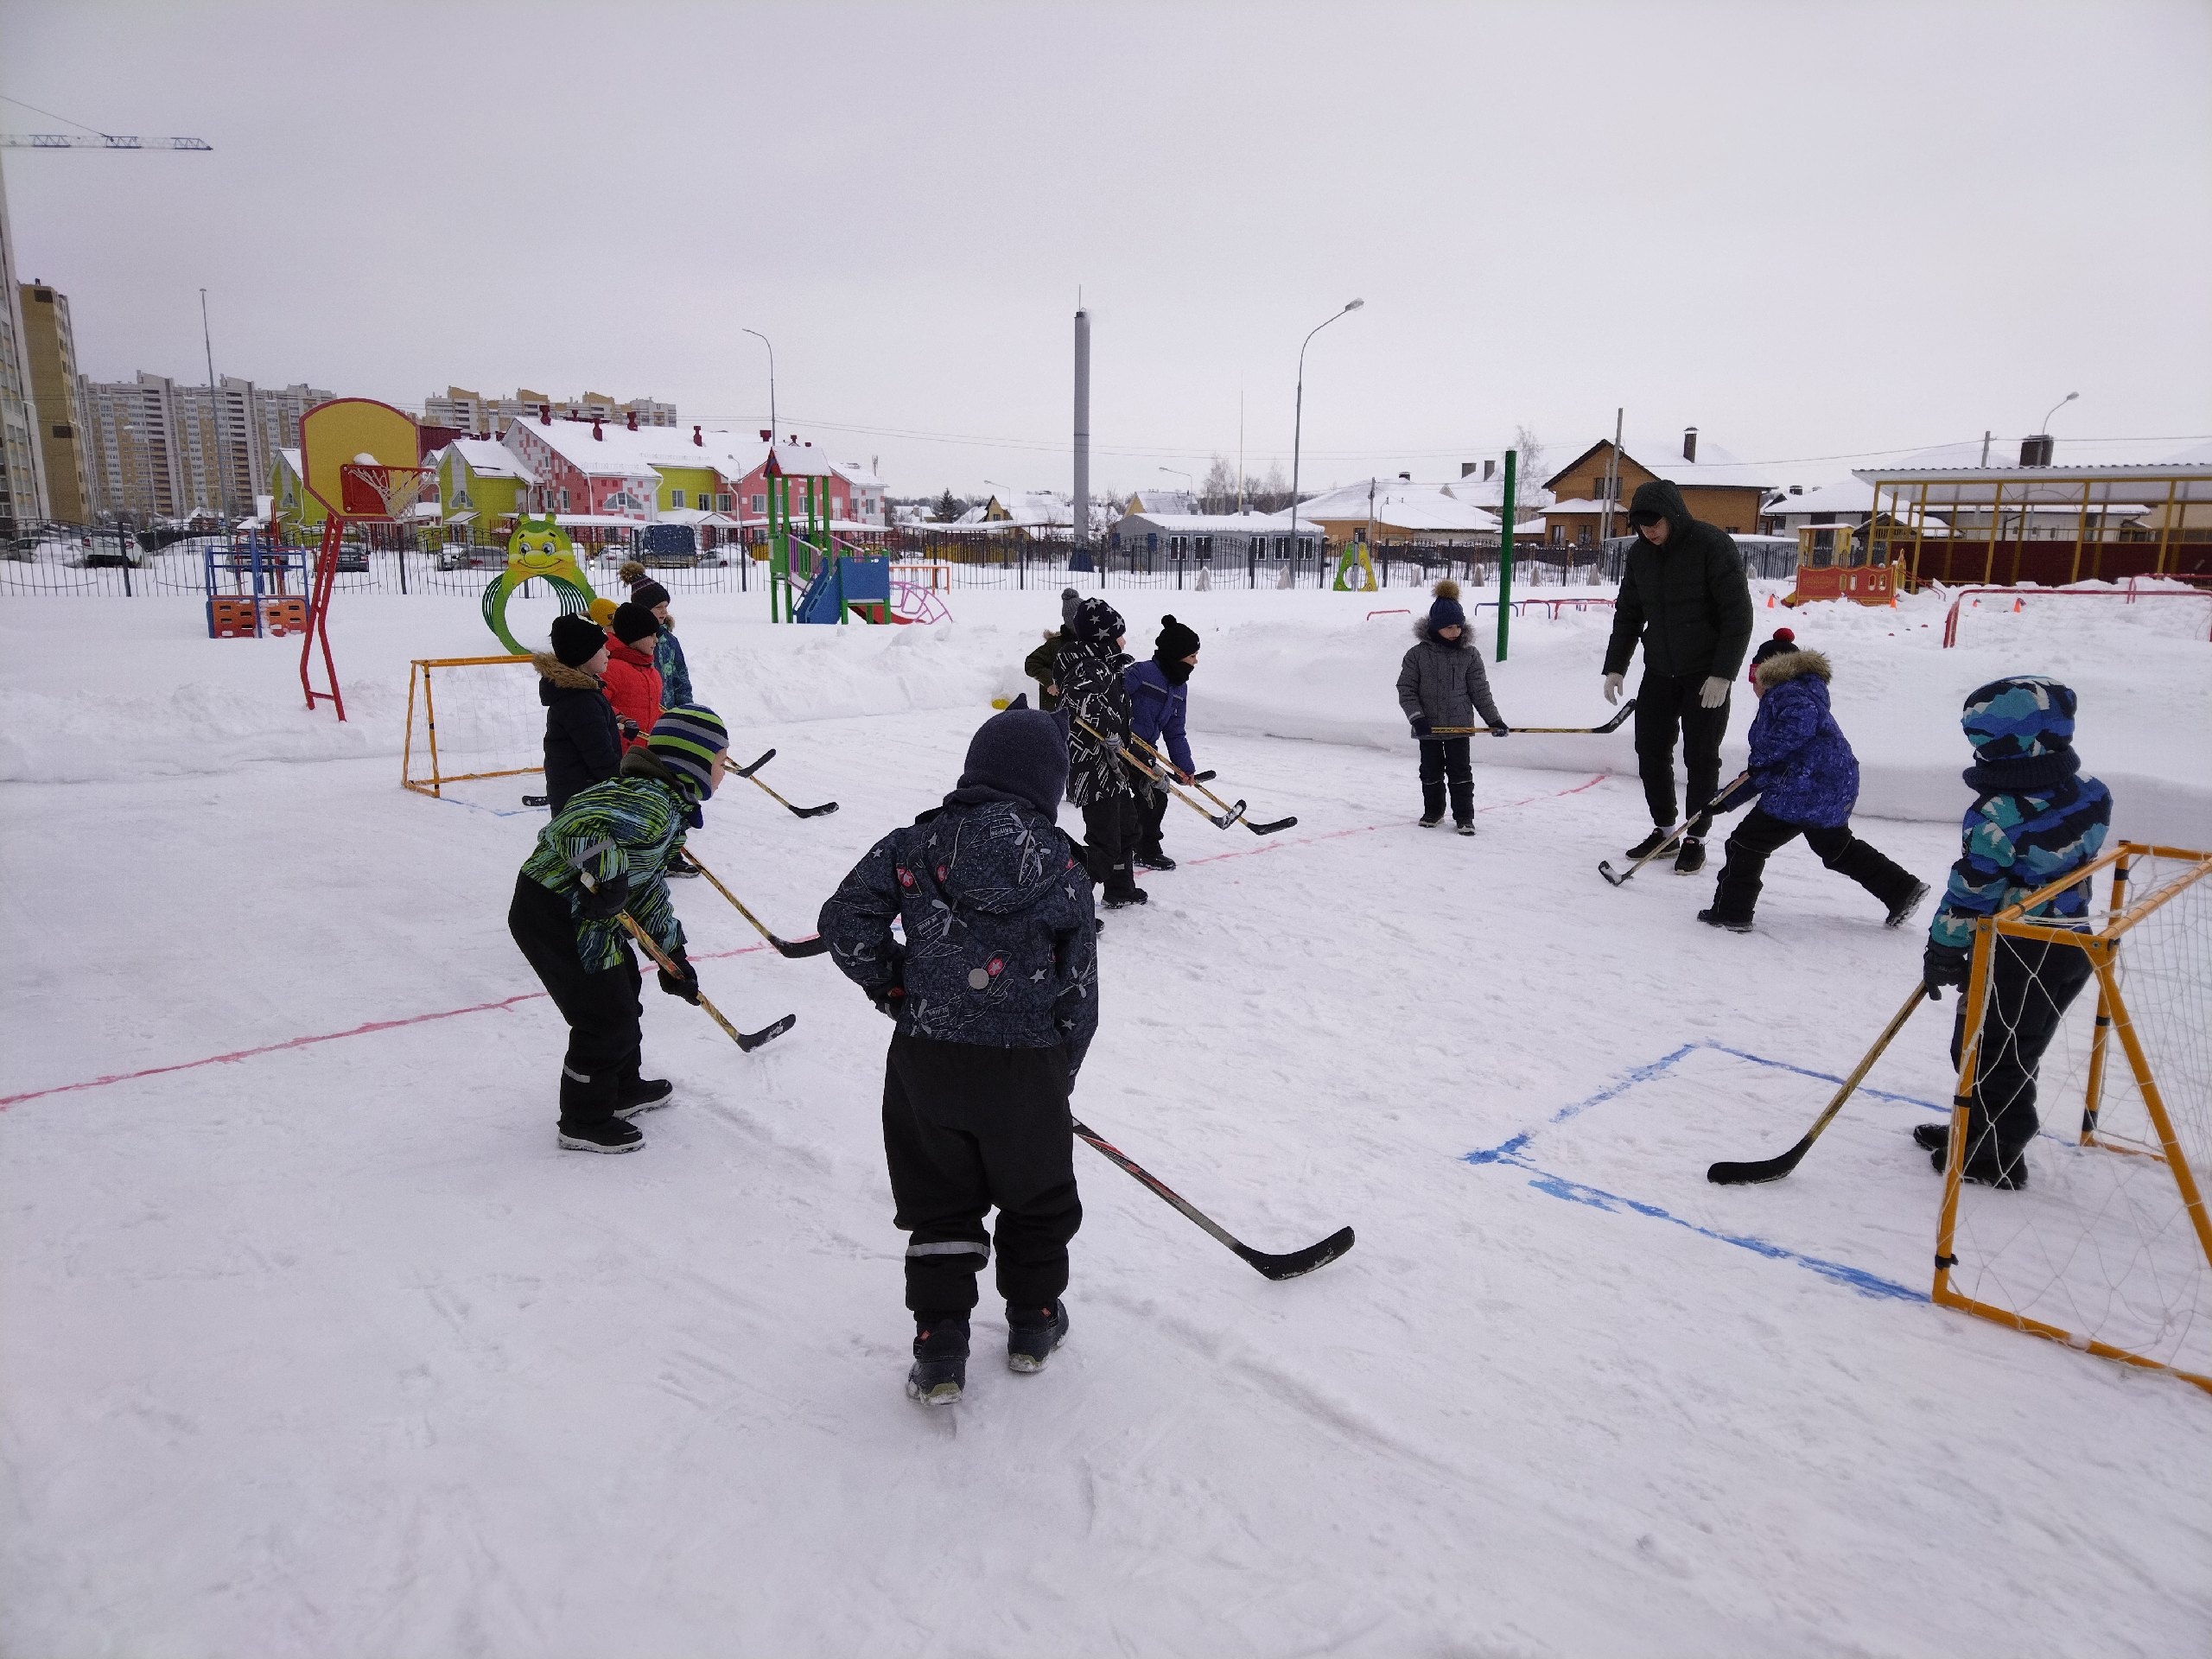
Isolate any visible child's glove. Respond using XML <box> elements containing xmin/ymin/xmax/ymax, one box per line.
<box><xmin>619</xmin><ymin>716</ymin><xmax>640</xmax><ymax>741</ymax></box>
<box><xmin>867</xmin><ymin>949</ymin><xmax>907</xmax><ymax>1020</ymax></box>
<box><xmin>1706</xmin><ymin>779</ymin><xmax>1752</xmax><ymax>816</ymax></box>
<box><xmin>1409</xmin><ymin>715</ymin><xmax>1433</xmax><ymax>739</ymax></box>
<box><xmin>1488</xmin><ymin>721</ymin><xmax>1510</xmax><ymax>737</ymax></box>
<box><xmin>657</xmin><ymin>950</ymin><xmax>701</xmax><ymax>1003</ymax></box>
<box><xmin>1603</xmin><ymin>672</ymin><xmax>1624</xmax><ymax>705</ymax></box>
<box><xmin>578</xmin><ymin>870</ymin><xmax>631</xmax><ymax>920</ymax></box>
<box><xmin>1922</xmin><ymin>942</ymin><xmax>1971</xmax><ymax>1000</ymax></box>
<box><xmin>1699</xmin><ymin>676</ymin><xmax>1732</xmax><ymax>709</ymax></box>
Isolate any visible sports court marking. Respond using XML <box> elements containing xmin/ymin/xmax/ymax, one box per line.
<box><xmin>1464</xmin><ymin>1040</ymin><xmax>1947</xmax><ymax>1303</ymax></box>
<box><xmin>1186</xmin><ymin>772</ymin><xmax>1605</xmax><ymax>868</ymax></box>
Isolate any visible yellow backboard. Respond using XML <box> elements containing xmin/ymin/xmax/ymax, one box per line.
<box><xmin>300</xmin><ymin>398</ymin><xmax>420</xmax><ymax>516</ymax></box>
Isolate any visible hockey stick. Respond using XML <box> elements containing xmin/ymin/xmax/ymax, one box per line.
<box><xmin>683</xmin><ymin>849</ymin><xmax>830</xmax><ymax>958</ymax></box>
<box><xmin>617</xmin><ymin>912</ymin><xmax>796</xmax><ymax>1052</ymax></box>
<box><xmin>1071</xmin><ymin>1116</ymin><xmax>1355</xmax><ymax>1280</ymax></box>
<box><xmin>1074</xmin><ymin>717</ymin><xmax>1247</xmax><ymax>830</ymax></box>
<box><xmin>1707</xmin><ymin>983</ymin><xmax>1929</xmax><ymax>1185</ymax></box>
<box><xmin>1429</xmin><ymin>699</ymin><xmax>1637</xmax><ymax>737</ymax></box>
<box><xmin>524</xmin><ymin>748</ymin><xmax>775</xmax><ymax>811</ymax></box>
<box><xmin>747</xmin><ymin>769</ymin><xmax>839</xmax><ymax>818</ymax></box>
<box><xmin>1122</xmin><ymin>730</ymin><xmax>1299</xmax><ymax>836</ymax></box>
<box><xmin>1598</xmin><ymin>772</ymin><xmax>1751</xmax><ymax>887</ymax></box>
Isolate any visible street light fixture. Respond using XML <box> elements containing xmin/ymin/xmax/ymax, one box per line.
<box><xmin>1158</xmin><ymin>465</ymin><xmax>1194</xmax><ymax>508</ymax></box>
<box><xmin>2040</xmin><ymin>391</ymin><xmax>2079</xmax><ymax>432</ymax></box>
<box><xmin>1289</xmin><ymin>300</ymin><xmax>1363</xmax><ymax>570</ymax></box>
<box><xmin>742</xmin><ymin>328</ymin><xmax>778</xmax><ymax>444</ymax></box>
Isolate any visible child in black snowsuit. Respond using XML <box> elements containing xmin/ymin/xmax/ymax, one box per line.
<box><xmin>1395</xmin><ymin>580</ymin><xmax>1507</xmax><ymax>834</ymax></box>
<box><xmin>818</xmin><ymin>697</ymin><xmax>1099</xmax><ymax>1407</ymax></box>
<box><xmin>535</xmin><ymin>612</ymin><xmax>623</xmax><ymax>814</ymax></box>
<box><xmin>1059</xmin><ymin>596</ymin><xmax>1147</xmax><ymax>905</ymax></box>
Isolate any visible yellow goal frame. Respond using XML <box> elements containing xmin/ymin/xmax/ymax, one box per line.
<box><xmin>1932</xmin><ymin>842</ymin><xmax>2212</xmax><ymax>1395</ymax></box>
<box><xmin>401</xmin><ymin>654</ymin><xmax>541</xmax><ymax>798</ymax></box>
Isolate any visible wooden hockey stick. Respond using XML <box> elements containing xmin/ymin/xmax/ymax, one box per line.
<box><xmin>1599</xmin><ymin>772</ymin><xmax>1751</xmax><ymax>886</ymax></box>
<box><xmin>682</xmin><ymin>850</ymin><xmax>830</xmax><ymax>958</ymax></box>
<box><xmin>616</xmin><ymin>912</ymin><xmax>796</xmax><ymax>1052</ymax></box>
<box><xmin>1122</xmin><ymin>728</ymin><xmax>1298</xmax><ymax>836</ymax></box>
<box><xmin>1073</xmin><ymin>717</ymin><xmax>1246</xmax><ymax>830</ymax></box>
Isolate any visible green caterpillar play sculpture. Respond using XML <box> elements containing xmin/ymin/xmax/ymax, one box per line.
<box><xmin>481</xmin><ymin>514</ymin><xmax>599</xmax><ymax>654</ymax></box>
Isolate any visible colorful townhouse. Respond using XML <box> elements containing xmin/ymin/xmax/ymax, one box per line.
<box><xmin>428</xmin><ymin>438</ymin><xmax>530</xmax><ymax>541</ymax></box>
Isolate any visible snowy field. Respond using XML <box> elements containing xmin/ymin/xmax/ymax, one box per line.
<box><xmin>3</xmin><ymin>580</ymin><xmax>2209</xmax><ymax>1656</ymax></box>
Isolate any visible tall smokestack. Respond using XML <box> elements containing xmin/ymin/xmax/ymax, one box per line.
<box><xmin>1073</xmin><ymin>305</ymin><xmax>1090</xmax><ymax>550</ymax></box>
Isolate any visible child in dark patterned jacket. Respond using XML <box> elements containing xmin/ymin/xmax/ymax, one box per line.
<box><xmin>818</xmin><ymin>696</ymin><xmax>1098</xmax><ymax>1407</ymax></box>
<box><xmin>1913</xmin><ymin>675</ymin><xmax>2112</xmax><ymax>1191</ymax></box>
<box><xmin>1697</xmin><ymin>628</ymin><xmax>1926</xmax><ymax>932</ymax></box>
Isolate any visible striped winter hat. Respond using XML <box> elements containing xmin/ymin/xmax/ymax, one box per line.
<box><xmin>647</xmin><ymin>705</ymin><xmax>730</xmax><ymax>798</ymax></box>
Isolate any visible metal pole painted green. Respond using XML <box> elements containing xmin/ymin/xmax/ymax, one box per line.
<box><xmin>1496</xmin><ymin>449</ymin><xmax>1517</xmax><ymax>661</ymax></box>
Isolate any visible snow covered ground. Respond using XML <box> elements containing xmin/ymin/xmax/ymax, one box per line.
<box><xmin>3</xmin><ymin>580</ymin><xmax>2209</xmax><ymax>1656</ymax></box>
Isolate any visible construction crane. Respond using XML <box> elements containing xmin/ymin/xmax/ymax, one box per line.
<box><xmin>0</xmin><ymin>134</ymin><xmax>212</xmax><ymax>149</ymax></box>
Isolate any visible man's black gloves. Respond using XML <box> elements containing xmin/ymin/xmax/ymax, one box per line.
<box><xmin>578</xmin><ymin>870</ymin><xmax>632</xmax><ymax>920</ymax></box>
<box><xmin>657</xmin><ymin>949</ymin><xmax>701</xmax><ymax>1003</ymax></box>
<box><xmin>1923</xmin><ymin>941</ymin><xmax>1971</xmax><ymax>1001</ymax></box>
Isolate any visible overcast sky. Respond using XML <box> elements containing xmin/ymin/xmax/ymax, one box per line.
<box><xmin>5</xmin><ymin>0</ymin><xmax>2208</xmax><ymax>498</ymax></box>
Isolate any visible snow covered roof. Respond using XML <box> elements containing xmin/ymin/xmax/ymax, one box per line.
<box><xmin>836</xmin><ymin>461</ymin><xmax>885</xmax><ymax>488</ymax></box>
<box><xmin>506</xmin><ymin>418</ymin><xmax>664</xmax><ymax>479</ymax></box>
<box><xmin>1293</xmin><ymin>480</ymin><xmax>1501</xmax><ymax>533</ymax></box>
<box><xmin>444</xmin><ymin>437</ymin><xmax>528</xmax><ymax>480</ymax></box>
<box><xmin>1115</xmin><ymin>511</ymin><xmax>1300</xmax><ymax>535</ymax></box>
<box><xmin>973</xmin><ymin>490</ymin><xmax>1072</xmax><ymax>527</ymax></box>
<box><xmin>764</xmin><ymin>440</ymin><xmax>836</xmax><ymax>479</ymax></box>
<box><xmin>1547</xmin><ymin>435</ymin><xmax>1774</xmax><ymax>492</ymax></box>
<box><xmin>1125</xmin><ymin>489</ymin><xmax>1196</xmax><ymax>515</ymax></box>
<box><xmin>1849</xmin><ymin>461</ymin><xmax>2212</xmax><ymax>505</ymax></box>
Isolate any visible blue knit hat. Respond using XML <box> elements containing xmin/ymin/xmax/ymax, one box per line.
<box><xmin>1962</xmin><ymin>676</ymin><xmax>2076</xmax><ymax>760</ymax></box>
<box><xmin>1427</xmin><ymin>577</ymin><xmax>1466</xmax><ymax>632</ymax></box>
<box><xmin>646</xmin><ymin>704</ymin><xmax>730</xmax><ymax>799</ymax></box>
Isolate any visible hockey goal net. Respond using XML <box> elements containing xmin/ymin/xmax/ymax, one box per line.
<box><xmin>401</xmin><ymin>655</ymin><xmax>546</xmax><ymax>798</ymax></box>
<box><xmin>1934</xmin><ymin>843</ymin><xmax>2212</xmax><ymax>1393</ymax></box>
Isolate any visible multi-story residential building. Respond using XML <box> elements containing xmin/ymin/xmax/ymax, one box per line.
<box><xmin>79</xmin><ymin>372</ymin><xmax>333</xmax><ymax>521</ymax></box>
<box><xmin>19</xmin><ymin>281</ymin><xmax>89</xmax><ymax>523</ymax></box>
<box><xmin>424</xmin><ymin>385</ymin><xmax>676</xmax><ymax>438</ymax></box>
<box><xmin>0</xmin><ymin>168</ymin><xmax>44</xmax><ymax>531</ymax></box>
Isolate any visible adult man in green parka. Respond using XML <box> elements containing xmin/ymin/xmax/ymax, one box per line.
<box><xmin>1600</xmin><ymin>479</ymin><xmax>1754</xmax><ymax>875</ymax></box>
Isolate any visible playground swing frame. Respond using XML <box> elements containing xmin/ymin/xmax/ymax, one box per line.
<box><xmin>401</xmin><ymin>654</ymin><xmax>539</xmax><ymax>798</ymax></box>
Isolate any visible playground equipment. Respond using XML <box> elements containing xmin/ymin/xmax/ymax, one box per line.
<box><xmin>1862</xmin><ymin>459</ymin><xmax>2212</xmax><ymax>587</ymax></box>
<box><xmin>204</xmin><ymin>531</ymin><xmax>308</xmax><ymax>638</ymax></box>
<box><xmin>297</xmin><ymin>397</ymin><xmax>429</xmax><ymax>720</ymax></box>
<box><xmin>1331</xmin><ymin>541</ymin><xmax>1379</xmax><ymax>592</ymax></box>
<box><xmin>480</xmin><ymin>514</ymin><xmax>596</xmax><ymax>654</ymax></box>
<box><xmin>1786</xmin><ymin>523</ymin><xmax>1905</xmax><ymax>607</ymax></box>
<box><xmin>765</xmin><ymin>441</ymin><xmax>835</xmax><ymax>623</ymax></box>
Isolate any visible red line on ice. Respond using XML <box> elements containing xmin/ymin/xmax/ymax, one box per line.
<box><xmin>0</xmin><ymin>940</ymin><xmax>775</xmax><ymax>1110</ymax></box>
<box><xmin>1185</xmin><ymin>772</ymin><xmax>1605</xmax><ymax>868</ymax></box>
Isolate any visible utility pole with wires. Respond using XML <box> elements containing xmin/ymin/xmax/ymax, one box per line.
<box><xmin>1599</xmin><ymin>406</ymin><xmax>1624</xmax><ymax>544</ymax></box>
<box><xmin>200</xmin><ymin>289</ymin><xmax>232</xmax><ymax>525</ymax></box>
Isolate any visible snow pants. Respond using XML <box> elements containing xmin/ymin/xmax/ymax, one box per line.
<box><xmin>1418</xmin><ymin>735</ymin><xmax>1474</xmax><ymax>824</ymax></box>
<box><xmin>882</xmin><ymin>1033</ymin><xmax>1082</xmax><ymax>1315</ymax></box>
<box><xmin>508</xmin><ymin>873</ymin><xmax>644</xmax><ymax>1132</ymax></box>
<box><xmin>1635</xmin><ymin>670</ymin><xmax>1731</xmax><ymax>835</ymax></box>
<box><xmin>1949</xmin><ymin>933</ymin><xmax>2095</xmax><ymax>1161</ymax></box>
<box><xmin>1136</xmin><ymin>783</ymin><xmax>1171</xmax><ymax>861</ymax></box>
<box><xmin>1082</xmin><ymin>793</ymin><xmax>1143</xmax><ymax>900</ymax></box>
<box><xmin>1708</xmin><ymin>808</ymin><xmax>1923</xmax><ymax>924</ymax></box>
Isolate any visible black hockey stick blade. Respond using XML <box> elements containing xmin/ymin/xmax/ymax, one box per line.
<box><xmin>785</xmin><ymin>798</ymin><xmax>839</xmax><ymax>818</ymax></box>
<box><xmin>1706</xmin><ymin>1142</ymin><xmax>1813</xmax><ymax>1186</ymax></box>
<box><xmin>1587</xmin><ymin>699</ymin><xmax>1636</xmax><ymax>734</ymax></box>
<box><xmin>523</xmin><ymin>793</ymin><xmax>550</xmax><ymax>808</ymax></box>
<box><xmin>734</xmin><ymin>748</ymin><xmax>776</xmax><ymax>779</ymax></box>
<box><xmin>1192</xmin><ymin>770</ymin><xmax>1217</xmax><ymax>784</ymax></box>
<box><xmin>1243</xmin><ymin>814</ymin><xmax>1300</xmax><ymax>836</ymax></box>
<box><xmin>734</xmin><ymin>1013</ymin><xmax>797</xmax><ymax>1052</ymax></box>
<box><xmin>772</xmin><ymin>935</ymin><xmax>832</xmax><ymax>959</ymax></box>
<box><xmin>1208</xmin><ymin>798</ymin><xmax>1250</xmax><ymax>830</ymax></box>
<box><xmin>1233</xmin><ymin>1225</ymin><xmax>1357</xmax><ymax>1281</ymax></box>
<box><xmin>1599</xmin><ymin>858</ymin><xmax>1632</xmax><ymax>887</ymax></box>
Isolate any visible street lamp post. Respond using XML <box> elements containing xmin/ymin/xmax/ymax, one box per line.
<box><xmin>2040</xmin><ymin>390</ymin><xmax>2079</xmax><ymax>433</ymax></box>
<box><xmin>1289</xmin><ymin>299</ymin><xmax>1363</xmax><ymax>583</ymax></box>
<box><xmin>742</xmin><ymin>328</ymin><xmax>778</xmax><ymax>444</ymax></box>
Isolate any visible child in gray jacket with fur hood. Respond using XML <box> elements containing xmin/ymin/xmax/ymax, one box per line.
<box><xmin>1395</xmin><ymin>580</ymin><xmax>1509</xmax><ymax>834</ymax></box>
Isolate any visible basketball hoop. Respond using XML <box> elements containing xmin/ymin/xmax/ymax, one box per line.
<box><xmin>340</xmin><ymin>461</ymin><xmax>434</xmax><ymax>523</ymax></box>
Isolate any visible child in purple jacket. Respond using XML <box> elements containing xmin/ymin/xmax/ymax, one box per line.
<box><xmin>1698</xmin><ymin>629</ymin><xmax>1927</xmax><ymax>933</ymax></box>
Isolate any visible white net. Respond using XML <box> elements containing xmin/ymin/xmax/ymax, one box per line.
<box><xmin>1941</xmin><ymin>849</ymin><xmax>2212</xmax><ymax>1388</ymax></box>
<box><xmin>404</xmin><ymin>657</ymin><xmax>546</xmax><ymax>794</ymax></box>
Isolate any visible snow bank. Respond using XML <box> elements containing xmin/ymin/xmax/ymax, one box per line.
<box><xmin>2</xmin><ymin>579</ymin><xmax>2205</xmax><ymax>839</ymax></box>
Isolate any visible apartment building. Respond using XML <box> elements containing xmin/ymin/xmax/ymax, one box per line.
<box><xmin>423</xmin><ymin>385</ymin><xmax>677</xmax><ymax>438</ymax></box>
<box><xmin>79</xmin><ymin>372</ymin><xmax>333</xmax><ymax>521</ymax></box>
<box><xmin>19</xmin><ymin>281</ymin><xmax>89</xmax><ymax>522</ymax></box>
<box><xmin>0</xmin><ymin>167</ymin><xmax>42</xmax><ymax>531</ymax></box>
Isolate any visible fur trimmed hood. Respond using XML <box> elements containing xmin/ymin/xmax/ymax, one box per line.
<box><xmin>1413</xmin><ymin>615</ymin><xmax>1473</xmax><ymax>650</ymax></box>
<box><xmin>531</xmin><ymin>652</ymin><xmax>601</xmax><ymax>690</ymax></box>
<box><xmin>1754</xmin><ymin>646</ymin><xmax>1831</xmax><ymax>693</ymax></box>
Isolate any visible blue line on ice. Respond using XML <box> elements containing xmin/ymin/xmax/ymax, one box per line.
<box><xmin>1462</xmin><ymin>1040</ymin><xmax>1934</xmax><ymax>1304</ymax></box>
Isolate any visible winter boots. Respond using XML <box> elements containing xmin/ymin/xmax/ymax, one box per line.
<box><xmin>1007</xmin><ymin>1300</ymin><xmax>1070</xmax><ymax>1374</ymax></box>
<box><xmin>906</xmin><ymin>1312</ymin><xmax>969</xmax><ymax>1406</ymax></box>
<box><xmin>558</xmin><ymin>1116</ymin><xmax>644</xmax><ymax>1154</ymax></box>
<box><xmin>613</xmin><ymin>1076</ymin><xmax>675</xmax><ymax>1119</ymax></box>
<box><xmin>1696</xmin><ymin>907</ymin><xmax>1753</xmax><ymax>933</ymax></box>
<box><xmin>1626</xmin><ymin>826</ymin><xmax>1675</xmax><ymax>861</ymax></box>
<box><xmin>1674</xmin><ymin>836</ymin><xmax>1707</xmax><ymax>875</ymax></box>
<box><xmin>1916</xmin><ymin>1122</ymin><xmax>2031</xmax><ymax>1190</ymax></box>
<box><xmin>1419</xmin><ymin>813</ymin><xmax>1444</xmax><ymax>829</ymax></box>
<box><xmin>1887</xmin><ymin>880</ymin><xmax>1932</xmax><ymax>930</ymax></box>
<box><xmin>558</xmin><ymin>1065</ymin><xmax>645</xmax><ymax>1153</ymax></box>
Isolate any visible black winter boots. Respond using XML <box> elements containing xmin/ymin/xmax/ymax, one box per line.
<box><xmin>907</xmin><ymin>1312</ymin><xmax>970</xmax><ymax>1406</ymax></box>
<box><xmin>1007</xmin><ymin>1300</ymin><xmax>1070</xmax><ymax>1374</ymax></box>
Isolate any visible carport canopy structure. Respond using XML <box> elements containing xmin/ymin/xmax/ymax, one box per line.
<box><xmin>1854</xmin><ymin>461</ymin><xmax>2212</xmax><ymax>587</ymax></box>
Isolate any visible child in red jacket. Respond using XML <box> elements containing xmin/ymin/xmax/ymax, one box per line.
<box><xmin>601</xmin><ymin>602</ymin><xmax>664</xmax><ymax>750</ymax></box>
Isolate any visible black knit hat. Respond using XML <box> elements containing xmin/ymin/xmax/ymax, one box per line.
<box><xmin>957</xmin><ymin>693</ymin><xmax>1069</xmax><ymax>816</ymax></box>
<box><xmin>632</xmin><ymin>578</ymin><xmax>672</xmax><ymax>611</ymax></box>
<box><xmin>1155</xmin><ymin>613</ymin><xmax>1200</xmax><ymax>659</ymax></box>
<box><xmin>1751</xmin><ymin>627</ymin><xmax>1799</xmax><ymax>668</ymax></box>
<box><xmin>1074</xmin><ymin>596</ymin><xmax>1125</xmax><ymax>645</ymax></box>
<box><xmin>550</xmin><ymin>611</ymin><xmax>605</xmax><ymax>668</ymax></box>
<box><xmin>610</xmin><ymin>601</ymin><xmax>660</xmax><ymax>645</ymax></box>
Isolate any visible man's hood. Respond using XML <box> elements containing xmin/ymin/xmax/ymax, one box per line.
<box><xmin>1629</xmin><ymin>479</ymin><xmax>1694</xmax><ymax>539</ymax></box>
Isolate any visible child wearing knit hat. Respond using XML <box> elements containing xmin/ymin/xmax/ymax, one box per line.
<box><xmin>509</xmin><ymin>703</ymin><xmax>733</xmax><ymax>1153</ymax></box>
<box><xmin>533</xmin><ymin>612</ymin><xmax>621</xmax><ymax>814</ymax></box>
<box><xmin>601</xmin><ymin>601</ymin><xmax>664</xmax><ymax>751</ymax></box>
<box><xmin>620</xmin><ymin>559</ymin><xmax>693</xmax><ymax>709</ymax></box>
<box><xmin>1695</xmin><ymin>628</ymin><xmax>1928</xmax><ymax>935</ymax></box>
<box><xmin>1122</xmin><ymin>613</ymin><xmax>1204</xmax><ymax>870</ymax></box>
<box><xmin>1395</xmin><ymin>580</ymin><xmax>1509</xmax><ymax>834</ymax></box>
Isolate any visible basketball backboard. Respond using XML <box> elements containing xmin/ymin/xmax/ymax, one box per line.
<box><xmin>300</xmin><ymin>398</ymin><xmax>420</xmax><ymax>516</ymax></box>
